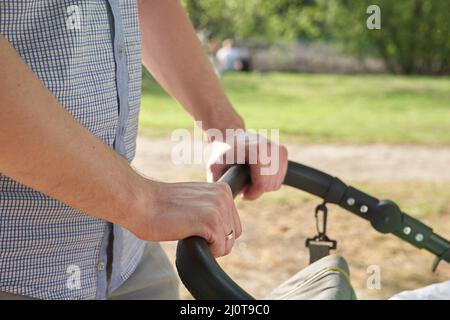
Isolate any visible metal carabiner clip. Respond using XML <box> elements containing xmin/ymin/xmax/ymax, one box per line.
<box><xmin>314</xmin><ymin>202</ymin><xmax>328</xmax><ymax>238</ymax></box>
<box><xmin>305</xmin><ymin>201</ymin><xmax>337</xmax><ymax>250</ymax></box>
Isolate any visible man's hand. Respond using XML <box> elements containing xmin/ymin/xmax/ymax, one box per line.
<box><xmin>0</xmin><ymin>35</ymin><xmax>241</xmax><ymax>258</ymax></box>
<box><xmin>138</xmin><ymin>1</ymin><xmax>289</xmax><ymax>201</ymax></box>
<box><xmin>208</xmin><ymin>133</ymin><xmax>288</xmax><ymax>200</ymax></box>
<box><xmin>129</xmin><ymin>180</ymin><xmax>241</xmax><ymax>258</ymax></box>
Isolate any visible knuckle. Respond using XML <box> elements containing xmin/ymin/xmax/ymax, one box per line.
<box><xmin>220</xmin><ymin>181</ymin><xmax>229</xmax><ymax>188</ymax></box>
<box><xmin>216</xmin><ymin>181</ymin><xmax>227</xmax><ymax>189</ymax></box>
<box><xmin>218</xmin><ymin>182</ymin><xmax>232</xmax><ymax>195</ymax></box>
<box><xmin>210</xmin><ymin>209</ymin><xmax>222</xmax><ymax>224</ymax></box>
<box><xmin>211</xmin><ymin>196</ymin><xmax>223</xmax><ymax>209</ymax></box>
<box><xmin>215</xmin><ymin>186</ymin><xmax>233</xmax><ymax>204</ymax></box>
<box><xmin>204</xmin><ymin>208</ymin><xmax>220</xmax><ymax>228</ymax></box>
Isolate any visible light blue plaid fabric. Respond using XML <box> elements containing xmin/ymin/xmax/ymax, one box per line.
<box><xmin>0</xmin><ymin>0</ymin><xmax>145</xmax><ymax>299</ymax></box>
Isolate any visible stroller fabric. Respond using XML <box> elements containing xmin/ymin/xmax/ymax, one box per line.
<box><xmin>266</xmin><ymin>255</ymin><xmax>356</xmax><ymax>300</ymax></box>
<box><xmin>390</xmin><ymin>280</ymin><xmax>450</xmax><ymax>300</ymax></box>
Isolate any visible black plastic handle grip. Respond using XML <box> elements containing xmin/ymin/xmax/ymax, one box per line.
<box><xmin>176</xmin><ymin>165</ymin><xmax>253</xmax><ymax>300</ymax></box>
<box><xmin>176</xmin><ymin>161</ymin><xmax>450</xmax><ymax>300</ymax></box>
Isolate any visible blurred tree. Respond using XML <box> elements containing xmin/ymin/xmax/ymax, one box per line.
<box><xmin>312</xmin><ymin>0</ymin><xmax>450</xmax><ymax>74</ymax></box>
<box><xmin>183</xmin><ymin>0</ymin><xmax>450</xmax><ymax>75</ymax></box>
<box><xmin>182</xmin><ymin>0</ymin><xmax>314</xmax><ymax>42</ymax></box>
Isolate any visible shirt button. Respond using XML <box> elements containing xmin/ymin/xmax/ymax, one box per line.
<box><xmin>121</xmin><ymin>127</ymin><xmax>126</xmax><ymax>135</ymax></box>
<box><xmin>97</xmin><ymin>261</ymin><xmax>105</xmax><ymax>272</ymax></box>
<box><xmin>117</xmin><ymin>45</ymin><xmax>125</xmax><ymax>59</ymax></box>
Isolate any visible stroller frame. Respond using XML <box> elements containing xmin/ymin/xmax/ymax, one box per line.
<box><xmin>176</xmin><ymin>161</ymin><xmax>450</xmax><ymax>299</ymax></box>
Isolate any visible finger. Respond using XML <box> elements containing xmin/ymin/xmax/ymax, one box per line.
<box><xmin>239</xmin><ymin>184</ymin><xmax>249</xmax><ymax>199</ymax></box>
<box><xmin>225</xmin><ymin>188</ymin><xmax>242</xmax><ymax>240</ymax></box>
<box><xmin>242</xmin><ymin>182</ymin><xmax>264</xmax><ymax>200</ymax></box>
<box><xmin>222</xmin><ymin>183</ymin><xmax>242</xmax><ymax>239</ymax></box>
<box><xmin>209</xmin><ymin>227</ymin><xmax>227</xmax><ymax>258</ymax></box>
<box><xmin>275</xmin><ymin>146</ymin><xmax>289</xmax><ymax>189</ymax></box>
<box><xmin>206</xmin><ymin>209</ymin><xmax>227</xmax><ymax>257</ymax></box>
<box><xmin>264</xmin><ymin>147</ymin><xmax>286</xmax><ymax>191</ymax></box>
<box><xmin>245</xmin><ymin>163</ymin><xmax>267</xmax><ymax>199</ymax></box>
<box><xmin>275</xmin><ymin>158</ymin><xmax>288</xmax><ymax>190</ymax></box>
<box><xmin>219</xmin><ymin>206</ymin><xmax>234</xmax><ymax>256</ymax></box>
<box><xmin>224</xmin><ymin>225</ymin><xmax>235</xmax><ymax>256</ymax></box>
<box><xmin>231</xmin><ymin>202</ymin><xmax>242</xmax><ymax>239</ymax></box>
<box><xmin>222</xmin><ymin>185</ymin><xmax>237</xmax><ymax>253</ymax></box>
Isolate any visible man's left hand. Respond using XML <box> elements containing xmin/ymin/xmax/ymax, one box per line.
<box><xmin>207</xmin><ymin>132</ymin><xmax>288</xmax><ymax>200</ymax></box>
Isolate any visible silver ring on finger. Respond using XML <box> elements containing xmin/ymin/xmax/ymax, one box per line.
<box><xmin>225</xmin><ymin>230</ymin><xmax>234</xmax><ymax>241</ymax></box>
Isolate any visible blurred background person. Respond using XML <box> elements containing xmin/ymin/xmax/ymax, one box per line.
<box><xmin>216</xmin><ymin>39</ymin><xmax>252</xmax><ymax>74</ymax></box>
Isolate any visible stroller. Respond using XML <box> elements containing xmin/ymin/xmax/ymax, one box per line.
<box><xmin>176</xmin><ymin>161</ymin><xmax>450</xmax><ymax>300</ymax></box>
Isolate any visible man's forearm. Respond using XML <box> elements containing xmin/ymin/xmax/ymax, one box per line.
<box><xmin>138</xmin><ymin>0</ymin><xmax>244</xmax><ymax>133</ymax></box>
<box><xmin>0</xmin><ymin>36</ymin><xmax>149</xmax><ymax>228</ymax></box>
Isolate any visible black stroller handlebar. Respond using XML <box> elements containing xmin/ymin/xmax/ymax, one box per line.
<box><xmin>176</xmin><ymin>161</ymin><xmax>450</xmax><ymax>300</ymax></box>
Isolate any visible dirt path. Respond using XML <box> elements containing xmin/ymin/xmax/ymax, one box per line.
<box><xmin>133</xmin><ymin>136</ymin><xmax>450</xmax><ymax>182</ymax></box>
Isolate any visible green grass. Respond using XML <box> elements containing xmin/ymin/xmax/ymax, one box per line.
<box><xmin>140</xmin><ymin>72</ymin><xmax>450</xmax><ymax>145</ymax></box>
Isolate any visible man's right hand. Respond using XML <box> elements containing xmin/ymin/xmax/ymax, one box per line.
<box><xmin>128</xmin><ymin>180</ymin><xmax>241</xmax><ymax>258</ymax></box>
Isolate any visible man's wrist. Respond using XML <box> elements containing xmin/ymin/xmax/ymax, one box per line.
<box><xmin>202</xmin><ymin>106</ymin><xmax>245</xmax><ymax>140</ymax></box>
<box><xmin>114</xmin><ymin>171</ymin><xmax>156</xmax><ymax>232</ymax></box>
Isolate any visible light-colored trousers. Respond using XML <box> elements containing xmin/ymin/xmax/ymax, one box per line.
<box><xmin>0</xmin><ymin>242</ymin><xmax>179</xmax><ymax>300</ymax></box>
